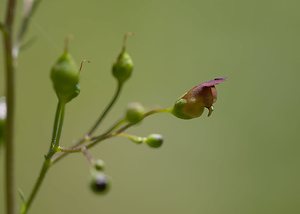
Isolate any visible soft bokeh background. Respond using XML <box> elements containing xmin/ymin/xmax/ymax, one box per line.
<box><xmin>1</xmin><ymin>0</ymin><xmax>300</xmax><ymax>213</ymax></box>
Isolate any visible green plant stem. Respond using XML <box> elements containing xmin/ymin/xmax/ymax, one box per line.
<box><xmin>50</xmin><ymin>102</ymin><xmax>62</xmax><ymax>147</ymax></box>
<box><xmin>88</xmin><ymin>81</ymin><xmax>123</xmax><ymax>136</ymax></box>
<box><xmin>2</xmin><ymin>0</ymin><xmax>17</xmax><ymax>214</ymax></box>
<box><xmin>56</xmin><ymin>108</ymin><xmax>172</xmax><ymax>154</ymax></box>
<box><xmin>2</xmin><ymin>1</ymin><xmax>42</xmax><ymax>213</ymax></box>
<box><xmin>0</xmin><ymin>22</ymin><xmax>4</xmax><ymax>32</ymax></box>
<box><xmin>82</xmin><ymin>147</ymin><xmax>94</xmax><ymax>166</ymax></box>
<box><xmin>22</xmin><ymin>158</ymin><xmax>50</xmax><ymax>214</ymax></box>
<box><xmin>143</xmin><ymin>108</ymin><xmax>172</xmax><ymax>117</ymax></box>
<box><xmin>53</xmin><ymin>102</ymin><xmax>65</xmax><ymax>150</ymax></box>
<box><xmin>51</xmin><ymin>81</ymin><xmax>124</xmax><ymax>163</ymax></box>
<box><xmin>23</xmin><ymin>102</ymin><xmax>65</xmax><ymax>214</ymax></box>
<box><xmin>52</xmin><ymin>118</ymin><xmax>127</xmax><ymax>163</ymax></box>
<box><xmin>14</xmin><ymin>0</ymin><xmax>42</xmax><ymax>56</ymax></box>
<box><xmin>115</xmin><ymin>133</ymin><xmax>144</xmax><ymax>144</ymax></box>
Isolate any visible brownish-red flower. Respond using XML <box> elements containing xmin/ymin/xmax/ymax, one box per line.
<box><xmin>172</xmin><ymin>77</ymin><xmax>227</xmax><ymax>119</ymax></box>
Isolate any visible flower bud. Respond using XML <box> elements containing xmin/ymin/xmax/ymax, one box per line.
<box><xmin>51</xmin><ymin>40</ymin><xmax>80</xmax><ymax>103</ymax></box>
<box><xmin>90</xmin><ymin>171</ymin><xmax>110</xmax><ymax>194</ymax></box>
<box><xmin>0</xmin><ymin>97</ymin><xmax>6</xmax><ymax>143</ymax></box>
<box><xmin>172</xmin><ymin>78</ymin><xmax>227</xmax><ymax>119</ymax></box>
<box><xmin>112</xmin><ymin>33</ymin><xmax>134</xmax><ymax>84</ymax></box>
<box><xmin>112</xmin><ymin>50</ymin><xmax>133</xmax><ymax>84</ymax></box>
<box><xmin>145</xmin><ymin>134</ymin><xmax>163</xmax><ymax>148</ymax></box>
<box><xmin>93</xmin><ymin>159</ymin><xmax>105</xmax><ymax>171</ymax></box>
<box><xmin>126</xmin><ymin>102</ymin><xmax>145</xmax><ymax>124</ymax></box>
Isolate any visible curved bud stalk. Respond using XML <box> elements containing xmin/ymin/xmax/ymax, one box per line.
<box><xmin>172</xmin><ymin>77</ymin><xmax>227</xmax><ymax>119</ymax></box>
<box><xmin>117</xmin><ymin>132</ymin><xmax>163</xmax><ymax>148</ymax></box>
<box><xmin>87</xmin><ymin>33</ymin><xmax>135</xmax><ymax>135</ymax></box>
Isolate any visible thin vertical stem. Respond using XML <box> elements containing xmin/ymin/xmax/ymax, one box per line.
<box><xmin>88</xmin><ymin>81</ymin><xmax>123</xmax><ymax>136</ymax></box>
<box><xmin>22</xmin><ymin>158</ymin><xmax>50</xmax><ymax>214</ymax></box>
<box><xmin>23</xmin><ymin>102</ymin><xmax>65</xmax><ymax>214</ymax></box>
<box><xmin>49</xmin><ymin>101</ymin><xmax>62</xmax><ymax>150</ymax></box>
<box><xmin>53</xmin><ymin>102</ymin><xmax>65</xmax><ymax>150</ymax></box>
<box><xmin>3</xmin><ymin>0</ymin><xmax>17</xmax><ymax>214</ymax></box>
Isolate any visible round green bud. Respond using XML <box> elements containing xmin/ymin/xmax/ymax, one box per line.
<box><xmin>90</xmin><ymin>171</ymin><xmax>110</xmax><ymax>194</ymax></box>
<box><xmin>172</xmin><ymin>78</ymin><xmax>227</xmax><ymax>119</ymax></box>
<box><xmin>0</xmin><ymin>97</ymin><xmax>6</xmax><ymax>143</ymax></box>
<box><xmin>51</xmin><ymin>51</ymin><xmax>80</xmax><ymax>103</ymax></box>
<box><xmin>93</xmin><ymin>159</ymin><xmax>105</xmax><ymax>171</ymax></box>
<box><xmin>112</xmin><ymin>49</ymin><xmax>133</xmax><ymax>84</ymax></box>
<box><xmin>145</xmin><ymin>134</ymin><xmax>163</xmax><ymax>148</ymax></box>
<box><xmin>126</xmin><ymin>102</ymin><xmax>145</xmax><ymax>124</ymax></box>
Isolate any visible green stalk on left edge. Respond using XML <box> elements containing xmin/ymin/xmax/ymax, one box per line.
<box><xmin>23</xmin><ymin>102</ymin><xmax>66</xmax><ymax>214</ymax></box>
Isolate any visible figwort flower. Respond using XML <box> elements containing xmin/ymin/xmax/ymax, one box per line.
<box><xmin>172</xmin><ymin>77</ymin><xmax>227</xmax><ymax>119</ymax></box>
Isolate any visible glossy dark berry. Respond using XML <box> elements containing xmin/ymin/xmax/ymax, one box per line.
<box><xmin>90</xmin><ymin>172</ymin><xmax>110</xmax><ymax>194</ymax></box>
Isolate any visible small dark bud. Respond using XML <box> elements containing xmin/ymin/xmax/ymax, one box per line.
<box><xmin>90</xmin><ymin>171</ymin><xmax>110</xmax><ymax>194</ymax></box>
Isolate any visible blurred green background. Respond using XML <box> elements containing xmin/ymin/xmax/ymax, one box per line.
<box><xmin>1</xmin><ymin>0</ymin><xmax>300</xmax><ymax>213</ymax></box>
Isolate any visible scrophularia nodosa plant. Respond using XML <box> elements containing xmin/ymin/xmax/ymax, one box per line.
<box><xmin>0</xmin><ymin>1</ymin><xmax>227</xmax><ymax>213</ymax></box>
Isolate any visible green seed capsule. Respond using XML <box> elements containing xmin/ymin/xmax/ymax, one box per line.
<box><xmin>172</xmin><ymin>78</ymin><xmax>227</xmax><ymax>119</ymax></box>
<box><xmin>126</xmin><ymin>102</ymin><xmax>145</xmax><ymax>124</ymax></box>
<box><xmin>112</xmin><ymin>33</ymin><xmax>134</xmax><ymax>84</ymax></box>
<box><xmin>0</xmin><ymin>97</ymin><xmax>6</xmax><ymax>143</ymax></box>
<box><xmin>90</xmin><ymin>171</ymin><xmax>110</xmax><ymax>194</ymax></box>
<box><xmin>145</xmin><ymin>134</ymin><xmax>163</xmax><ymax>148</ymax></box>
<box><xmin>50</xmin><ymin>38</ymin><xmax>80</xmax><ymax>103</ymax></box>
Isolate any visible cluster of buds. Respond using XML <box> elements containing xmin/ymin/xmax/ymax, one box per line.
<box><xmin>89</xmin><ymin>159</ymin><xmax>110</xmax><ymax>194</ymax></box>
<box><xmin>49</xmin><ymin>33</ymin><xmax>227</xmax><ymax>197</ymax></box>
